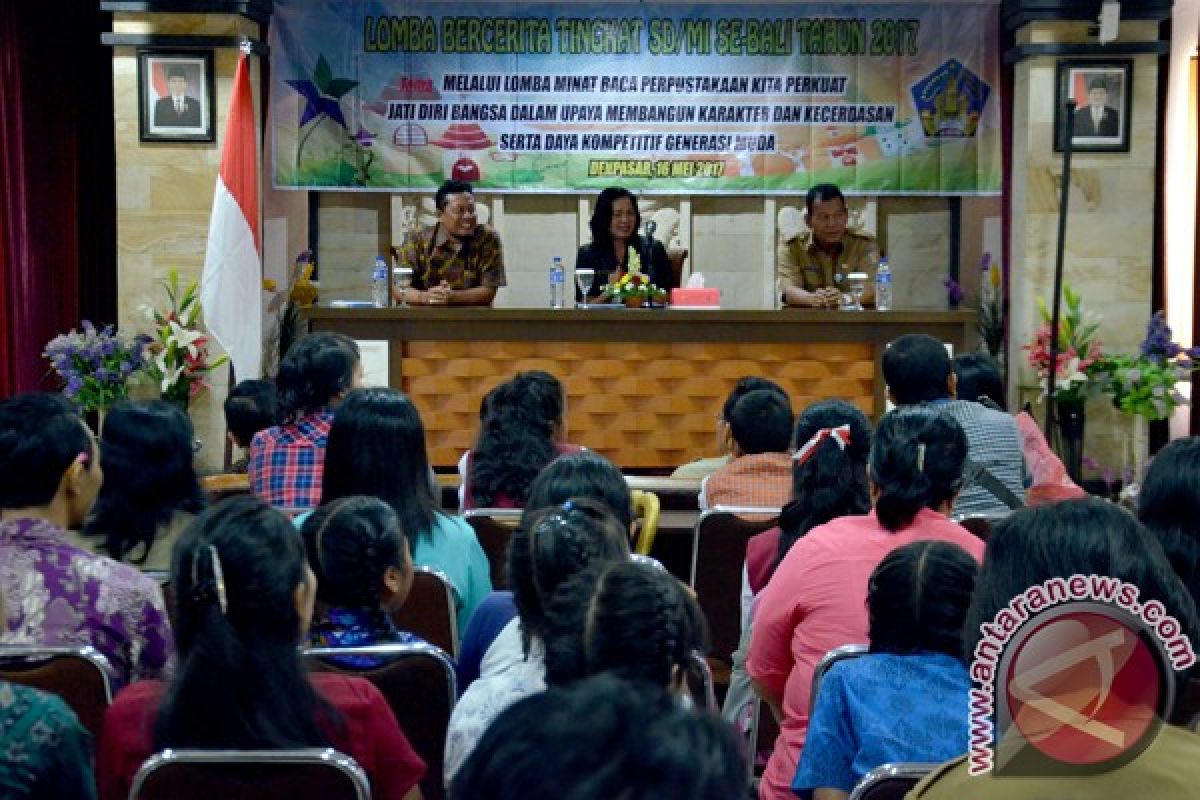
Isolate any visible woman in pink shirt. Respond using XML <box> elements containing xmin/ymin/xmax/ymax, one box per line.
<box><xmin>747</xmin><ymin>407</ymin><xmax>987</xmax><ymax>800</ymax></box>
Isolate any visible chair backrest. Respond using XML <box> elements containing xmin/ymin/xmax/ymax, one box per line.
<box><xmin>391</xmin><ymin>566</ymin><xmax>459</xmax><ymax>658</ymax></box>
<box><xmin>304</xmin><ymin>643</ymin><xmax>456</xmax><ymax>800</ymax></box>
<box><xmin>689</xmin><ymin>507</ymin><xmax>781</xmax><ymax>669</ymax></box>
<box><xmin>129</xmin><ymin>747</ymin><xmax>370</xmax><ymax>800</ymax></box>
<box><xmin>810</xmin><ymin>644</ymin><xmax>869</xmax><ymax>714</ymax></box>
<box><xmin>464</xmin><ymin>509</ymin><xmax>522</xmax><ymax>590</ymax></box>
<box><xmin>848</xmin><ymin>762</ymin><xmax>937</xmax><ymax>800</ymax></box>
<box><xmin>631</xmin><ymin>489</ymin><xmax>661</xmax><ymax>555</ymax></box>
<box><xmin>684</xmin><ymin>650</ymin><xmax>716</xmax><ymax>710</ymax></box>
<box><xmin>629</xmin><ymin>553</ymin><xmax>667</xmax><ymax>572</ymax></box>
<box><xmin>0</xmin><ymin>645</ymin><xmax>115</xmax><ymax>739</ymax></box>
<box><xmin>950</xmin><ymin>511</ymin><xmax>1008</xmax><ymax>543</ymax></box>
<box><xmin>666</xmin><ymin>247</ymin><xmax>690</xmax><ymax>287</ymax></box>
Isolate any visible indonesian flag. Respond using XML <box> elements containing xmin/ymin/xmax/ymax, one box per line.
<box><xmin>200</xmin><ymin>53</ymin><xmax>261</xmax><ymax>381</ymax></box>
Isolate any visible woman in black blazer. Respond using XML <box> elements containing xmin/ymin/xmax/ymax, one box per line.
<box><xmin>574</xmin><ymin>188</ymin><xmax>675</xmax><ymax>302</ymax></box>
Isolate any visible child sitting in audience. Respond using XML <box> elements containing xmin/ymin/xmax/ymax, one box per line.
<box><xmin>748</xmin><ymin>407</ymin><xmax>986</xmax><ymax>800</ymax></box>
<box><xmin>98</xmin><ymin>496</ymin><xmax>425</xmax><ymax>800</ymax></box>
<box><xmin>444</xmin><ymin>498</ymin><xmax>630</xmax><ymax>783</ymax></box>
<box><xmin>700</xmin><ymin>387</ymin><xmax>795</xmax><ymax>510</ymax></box>
<box><xmin>452</xmin><ymin>674</ymin><xmax>747</xmax><ymax>800</ymax></box>
<box><xmin>249</xmin><ymin>332</ymin><xmax>360</xmax><ymax>510</ymax></box>
<box><xmin>0</xmin><ymin>393</ymin><xmax>172</xmax><ymax>689</ymax></box>
<box><xmin>723</xmin><ymin>399</ymin><xmax>873</xmax><ymax>734</ymax></box>
<box><xmin>456</xmin><ymin>450</ymin><xmax>634</xmax><ymax>692</ymax></box>
<box><xmin>462</xmin><ymin>370</ymin><xmax>583</xmax><ymax>510</ymax></box>
<box><xmin>673</xmin><ymin>375</ymin><xmax>789</xmax><ymax>481</ymax></box>
<box><xmin>792</xmin><ymin>540</ymin><xmax>977</xmax><ymax>799</ymax></box>
<box><xmin>315</xmin><ymin>387</ymin><xmax>491</xmax><ymax>634</ymax></box>
<box><xmin>76</xmin><ymin>400</ymin><xmax>206</xmax><ymax>570</ymax></box>
<box><xmin>542</xmin><ymin>559</ymin><xmax>706</xmax><ymax>694</ymax></box>
<box><xmin>223</xmin><ymin>379</ymin><xmax>276</xmax><ymax>473</ymax></box>
<box><xmin>302</xmin><ymin>496</ymin><xmax>422</xmax><ymax>666</ymax></box>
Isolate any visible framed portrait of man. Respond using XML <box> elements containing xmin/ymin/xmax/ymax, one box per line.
<box><xmin>137</xmin><ymin>49</ymin><xmax>215</xmax><ymax>142</ymax></box>
<box><xmin>1053</xmin><ymin>59</ymin><xmax>1132</xmax><ymax>153</ymax></box>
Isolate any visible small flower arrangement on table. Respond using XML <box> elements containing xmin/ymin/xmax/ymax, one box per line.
<box><xmin>43</xmin><ymin>321</ymin><xmax>149</xmax><ymax>412</ymax></box>
<box><xmin>602</xmin><ymin>249</ymin><xmax>668</xmax><ymax>307</ymax></box>
<box><xmin>144</xmin><ymin>269</ymin><xmax>228</xmax><ymax>410</ymax></box>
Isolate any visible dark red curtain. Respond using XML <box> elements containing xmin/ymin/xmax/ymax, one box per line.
<box><xmin>0</xmin><ymin>4</ymin><xmax>115</xmax><ymax>397</ymax></box>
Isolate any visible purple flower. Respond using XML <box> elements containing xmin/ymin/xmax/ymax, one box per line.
<box><xmin>943</xmin><ymin>276</ymin><xmax>965</xmax><ymax>306</ymax></box>
<box><xmin>980</xmin><ymin>252</ymin><xmax>992</xmax><ymax>271</ymax></box>
<box><xmin>82</xmin><ymin>320</ymin><xmax>95</xmax><ymax>334</ymax></box>
<box><xmin>1082</xmin><ymin>455</ymin><xmax>1101</xmax><ymax>472</ymax></box>
<box><xmin>95</xmin><ymin>367</ymin><xmax>110</xmax><ymax>382</ymax></box>
<box><xmin>64</xmin><ymin>376</ymin><xmax>83</xmax><ymax>397</ymax></box>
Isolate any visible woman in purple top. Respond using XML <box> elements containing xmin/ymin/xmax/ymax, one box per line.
<box><xmin>0</xmin><ymin>393</ymin><xmax>172</xmax><ymax>688</ymax></box>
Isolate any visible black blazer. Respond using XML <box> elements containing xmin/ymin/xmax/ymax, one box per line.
<box><xmin>1073</xmin><ymin>106</ymin><xmax>1119</xmax><ymax>138</ymax></box>
<box><xmin>154</xmin><ymin>95</ymin><xmax>202</xmax><ymax>128</ymax></box>
<box><xmin>574</xmin><ymin>234</ymin><xmax>675</xmax><ymax>301</ymax></box>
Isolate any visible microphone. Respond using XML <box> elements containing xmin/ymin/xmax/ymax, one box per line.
<box><xmin>644</xmin><ymin>219</ymin><xmax>657</xmax><ymax>241</ymax></box>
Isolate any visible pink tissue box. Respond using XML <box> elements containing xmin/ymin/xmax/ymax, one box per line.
<box><xmin>670</xmin><ymin>288</ymin><xmax>720</xmax><ymax>308</ymax></box>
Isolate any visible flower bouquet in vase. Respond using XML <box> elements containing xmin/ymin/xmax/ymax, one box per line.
<box><xmin>44</xmin><ymin>322</ymin><xmax>149</xmax><ymax>428</ymax></box>
<box><xmin>143</xmin><ymin>269</ymin><xmax>229</xmax><ymax>412</ymax></box>
<box><xmin>603</xmin><ymin>249</ymin><xmax>667</xmax><ymax>308</ymax></box>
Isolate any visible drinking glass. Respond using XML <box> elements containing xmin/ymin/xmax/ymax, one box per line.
<box><xmin>846</xmin><ymin>272</ymin><xmax>868</xmax><ymax>312</ymax></box>
<box><xmin>393</xmin><ymin>267</ymin><xmax>414</xmax><ymax>307</ymax></box>
<box><xmin>575</xmin><ymin>268</ymin><xmax>595</xmax><ymax>308</ymax></box>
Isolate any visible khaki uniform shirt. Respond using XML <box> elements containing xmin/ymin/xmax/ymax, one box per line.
<box><xmin>397</xmin><ymin>223</ymin><xmax>507</xmax><ymax>291</ymax></box>
<box><xmin>777</xmin><ymin>229</ymin><xmax>877</xmax><ymax>299</ymax></box>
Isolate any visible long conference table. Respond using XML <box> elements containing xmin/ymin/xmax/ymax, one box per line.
<box><xmin>307</xmin><ymin>307</ymin><xmax>974</xmax><ymax>472</ymax></box>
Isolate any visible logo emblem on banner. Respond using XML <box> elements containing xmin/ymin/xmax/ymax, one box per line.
<box><xmin>911</xmin><ymin>58</ymin><xmax>990</xmax><ymax>139</ymax></box>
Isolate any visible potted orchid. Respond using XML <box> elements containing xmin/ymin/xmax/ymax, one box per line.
<box><xmin>43</xmin><ymin>321</ymin><xmax>149</xmax><ymax>417</ymax></box>
<box><xmin>144</xmin><ymin>269</ymin><xmax>228</xmax><ymax>411</ymax></box>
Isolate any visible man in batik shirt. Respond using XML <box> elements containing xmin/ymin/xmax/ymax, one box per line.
<box><xmin>394</xmin><ymin>179</ymin><xmax>507</xmax><ymax>307</ymax></box>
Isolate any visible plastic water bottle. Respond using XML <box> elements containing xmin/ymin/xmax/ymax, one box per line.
<box><xmin>371</xmin><ymin>256</ymin><xmax>389</xmax><ymax>308</ymax></box>
<box><xmin>875</xmin><ymin>256</ymin><xmax>893</xmax><ymax>311</ymax></box>
<box><xmin>549</xmin><ymin>256</ymin><xmax>565</xmax><ymax>309</ymax></box>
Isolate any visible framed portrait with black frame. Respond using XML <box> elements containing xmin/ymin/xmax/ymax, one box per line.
<box><xmin>1053</xmin><ymin>59</ymin><xmax>1133</xmax><ymax>153</ymax></box>
<box><xmin>137</xmin><ymin>49</ymin><xmax>216</xmax><ymax>143</ymax></box>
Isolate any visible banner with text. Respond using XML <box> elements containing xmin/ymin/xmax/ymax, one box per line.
<box><xmin>270</xmin><ymin>1</ymin><xmax>1001</xmax><ymax>194</ymax></box>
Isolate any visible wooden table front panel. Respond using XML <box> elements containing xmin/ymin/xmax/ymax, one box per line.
<box><xmin>402</xmin><ymin>340</ymin><xmax>873</xmax><ymax>470</ymax></box>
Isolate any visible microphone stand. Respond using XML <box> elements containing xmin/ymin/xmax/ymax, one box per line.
<box><xmin>643</xmin><ymin>220</ymin><xmax>658</xmax><ymax>306</ymax></box>
<box><xmin>1045</xmin><ymin>101</ymin><xmax>1076</xmax><ymax>439</ymax></box>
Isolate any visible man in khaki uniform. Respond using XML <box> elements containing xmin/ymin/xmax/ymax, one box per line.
<box><xmin>778</xmin><ymin>183</ymin><xmax>878</xmax><ymax>308</ymax></box>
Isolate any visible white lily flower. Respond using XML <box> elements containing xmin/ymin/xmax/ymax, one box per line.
<box><xmin>154</xmin><ymin>350</ymin><xmax>184</xmax><ymax>392</ymax></box>
<box><xmin>167</xmin><ymin>321</ymin><xmax>203</xmax><ymax>359</ymax></box>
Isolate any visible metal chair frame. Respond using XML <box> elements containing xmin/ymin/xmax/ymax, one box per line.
<box><xmin>809</xmin><ymin>644</ymin><xmax>869</xmax><ymax>714</ymax></box>
<box><xmin>129</xmin><ymin>747</ymin><xmax>370</xmax><ymax>800</ymax></box>
<box><xmin>847</xmin><ymin>762</ymin><xmax>938</xmax><ymax>800</ymax></box>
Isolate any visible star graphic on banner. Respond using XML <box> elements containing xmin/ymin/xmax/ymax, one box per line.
<box><xmin>286</xmin><ymin>54</ymin><xmax>358</xmax><ymax>129</ymax></box>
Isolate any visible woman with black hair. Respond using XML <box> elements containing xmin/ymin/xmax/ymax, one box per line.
<box><xmin>452</xmin><ymin>675</ymin><xmax>746</xmax><ymax>800</ymax></box>
<box><xmin>793</xmin><ymin>541</ymin><xmax>977</xmax><ymax>799</ymax></box>
<box><xmin>542</xmin><ymin>560</ymin><xmax>707</xmax><ymax>692</ymax></box>
<box><xmin>444</xmin><ymin>498</ymin><xmax>630</xmax><ymax>783</ymax></box>
<box><xmin>302</xmin><ymin>496</ymin><xmax>421</xmax><ymax>666</ymax></box>
<box><xmin>314</xmin><ymin>387</ymin><xmax>491</xmax><ymax>635</ymax></box>
<box><xmin>77</xmin><ymin>400</ymin><xmax>205</xmax><ymax>570</ymax></box>
<box><xmin>573</xmin><ymin>187</ymin><xmax>674</xmax><ymax>302</ymax></box>
<box><xmin>249</xmin><ymin>332</ymin><xmax>361</xmax><ymax>509</ymax></box>
<box><xmin>97</xmin><ymin>496</ymin><xmax>425</xmax><ymax>800</ymax></box>
<box><xmin>1139</xmin><ymin>436</ymin><xmax>1200</xmax><ymax>609</ymax></box>
<box><xmin>912</xmin><ymin>498</ymin><xmax>1200</xmax><ymax>799</ymax></box>
<box><xmin>748</xmin><ymin>407</ymin><xmax>986</xmax><ymax>800</ymax></box>
<box><xmin>723</xmin><ymin>399</ymin><xmax>872</xmax><ymax>733</ymax></box>
<box><xmin>462</xmin><ymin>371</ymin><xmax>583</xmax><ymax>510</ymax></box>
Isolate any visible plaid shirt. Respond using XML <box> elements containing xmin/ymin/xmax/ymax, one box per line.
<box><xmin>700</xmin><ymin>452</ymin><xmax>793</xmax><ymax>511</ymax></box>
<box><xmin>934</xmin><ymin>399</ymin><xmax>1028</xmax><ymax>517</ymax></box>
<box><xmin>397</xmin><ymin>223</ymin><xmax>506</xmax><ymax>291</ymax></box>
<box><xmin>248</xmin><ymin>410</ymin><xmax>334</xmax><ymax>510</ymax></box>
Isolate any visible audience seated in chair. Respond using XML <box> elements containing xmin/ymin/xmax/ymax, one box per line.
<box><xmin>883</xmin><ymin>335</ymin><xmax>1027</xmax><ymax>517</ymax></box>
<box><xmin>673</xmin><ymin>375</ymin><xmax>787</xmax><ymax>481</ymax></box>
<box><xmin>748</xmin><ymin>408</ymin><xmax>986</xmax><ymax>800</ymax></box>
<box><xmin>249</xmin><ymin>333</ymin><xmax>361</xmax><ymax>510</ymax></box>
<box><xmin>461</xmin><ymin>371</ymin><xmax>583</xmax><ymax>511</ymax></box>
<box><xmin>444</xmin><ymin>498</ymin><xmax>629</xmax><ymax>783</ymax></box>
<box><xmin>308</xmin><ymin>387</ymin><xmax>492</xmax><ymax>634</ymax></box>
<box><xmin>0</xmin><ymin>393</ymin><xmax>172</xmax><ymax>689</ymax></box>
<box><xmin>73</xmin><ymin>400</ymin><xmax>206</xmax><ymax>571</ymax></box>
<box><xmin>223</xmin><ymin>379</ymin><xmax>276</xmax><ymax>474</ymax></box>
<box><xmin>451</xmin><ymin>674</ymin><xmax>746</xmax><ymax>800</ymax></box>
<box><xmin>700</xmin><ymin>388</ymin><xmax>795</xmax><ymax>510</ymax></box>
<box><xmin>910</xmin><ymin>498</ymin><xmax>1200</xmax><ymax>799</ymax></box>
<box><xmin>1139</xmin><ymin>437</ymin><xmax>1200</xmax><ymax>611</ymax></box>
<box><xmin>455</xmin><ymin>450</ymin><xmax>635</xmax><ymax>693</ymax></box>
<box><xmin>723</xmin><ymin>399</ymin><xmax>873</xmax><ymax>738</ymax></box>
<box><xmin>301</xmin><ymin>496</ymin><xmax>423</xmax><ymax>668</ymax></box>
<box><xmin>953</xmin><ymin>353</ymin><xmax>1084</xmax><ymax>505</ymax></box>
<box><xmin>97</xmin><ymin>497</ymin><xmax>425</xmax><ymax>800</ymax></box>
<box><xmin>793</xmin><ymin>541</ymin><xmax>977</xmax><ymax>799</ymax></box>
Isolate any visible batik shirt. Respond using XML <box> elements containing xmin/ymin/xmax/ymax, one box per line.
<box><xmin>309</xmin><ymin>606</ymin><xmax>424</xmax><ymax>669</ymax></box>
<box><xmin>396</xmin><ymin>223</ymin><xmax>507</xmax><ymax>291</ymax></box>
<box><xmin>0</xmin><ymin>517</ymin><xmax>172</xmax><ymax>689</ymax></box>
<box><xmin>0</xmin><ymin>681</ymin><xmax>96</xmax><ymax>799</ymax></box>
<box><xmin>248</xmin><ymin>410</ymin><xmax>334</xmax><ymax>510</ymax></box>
